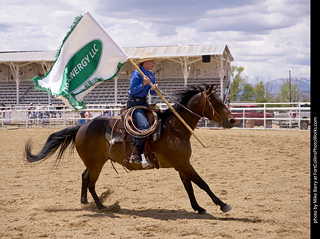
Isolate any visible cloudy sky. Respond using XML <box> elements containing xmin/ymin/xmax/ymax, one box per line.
<box><xmin>0</xmin><ymin>0</ymin><xmax>310</xmax><ymax>81</ymax></box>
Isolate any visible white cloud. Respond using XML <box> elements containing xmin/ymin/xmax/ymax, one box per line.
<box><xmin>0</xmin><ymin>0</ymin><xmax>310</xmax><ymax>80</ymax></box>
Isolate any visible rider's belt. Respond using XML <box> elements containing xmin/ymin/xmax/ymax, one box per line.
<box><xmin>128</xmin><ymin>94</ymin><xmax>147</xmax><ymax>102</ymax></box>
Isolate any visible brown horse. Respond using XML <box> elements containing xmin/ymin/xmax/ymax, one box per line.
<box><xmin>25</xmin><ymin>84</ymin><xmax>235</xmax><ymax>214</ymax></box>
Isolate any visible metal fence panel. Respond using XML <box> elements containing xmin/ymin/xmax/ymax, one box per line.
<box><xmin>0</xmin><ymin>102</ymin><xmax>310</xmax><ymax>130</ymax></box>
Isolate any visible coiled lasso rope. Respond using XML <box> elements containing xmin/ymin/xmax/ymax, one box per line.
<box><xmin>124</xmin><ymin>106</ymin><xmax>158</xmax><ymax>138</ymax></box>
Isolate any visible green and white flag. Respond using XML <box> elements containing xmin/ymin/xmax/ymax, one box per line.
<box><xmin>32</xmin><ymin>12</ymin><xmax>128</xmax><ymax>109</ymax></box>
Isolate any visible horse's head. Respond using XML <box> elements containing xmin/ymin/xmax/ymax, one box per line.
<box><xmin>201</xmin><ymin>85</ymin><xmax>235</xmax><ymax>128</ymax></box>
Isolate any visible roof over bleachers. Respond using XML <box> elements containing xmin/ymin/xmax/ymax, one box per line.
<box><xmin>0</xmin><ymin>51</ymin><xmax>55</xmax><ymax>62</ymax></box>
<box><xmin>0</xmin><ymin>44</ymin><xmax>233</xmax><ymax>62</ymax></box>
<box><xmin>125</xmin><ymin>44</ymin><xmax>233</xmax><ymax>61</ymax></box>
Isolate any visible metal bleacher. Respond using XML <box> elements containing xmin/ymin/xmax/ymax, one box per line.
<box><xmin>0</xmin><ymin>44</ymin><xmax>234</xmax><ymax>107</ymax></box>
<box><xmin>0</xmin><ymin>76</ymin><xmax>224</xmax><ymax>107</ymax></box>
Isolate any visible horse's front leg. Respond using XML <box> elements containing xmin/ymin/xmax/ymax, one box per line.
<box><xmin>180</xmin><ymin>173</ymin><xmax>206</xmax><ymax>214</ymax></box>
<box><xmin>178</xmin><ymin>164</ymin><xmax>232</xmax><ymax>213</ymax></box>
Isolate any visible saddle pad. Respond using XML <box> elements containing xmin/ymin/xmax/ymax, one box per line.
<box><xmin>105</xmin><ymin>120</ymin><xmax>133</xmax><ymax>143</ymax></box>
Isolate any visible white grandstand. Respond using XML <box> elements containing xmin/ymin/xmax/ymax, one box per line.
<box><xmin>0</xmin><ymin>44</ymin><xmax>233</xmax><ymax>107</ymax></box>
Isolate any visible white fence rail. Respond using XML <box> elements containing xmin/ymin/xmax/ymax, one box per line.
<box><xmin>228</xmin><ymin>102</ymin><xmax>310</xmax><ymax>130</ymax></box>
<box><xmin>0</xmin><ymin>102</ymin><xmax>311</xmax><ymax>130</ymax></box>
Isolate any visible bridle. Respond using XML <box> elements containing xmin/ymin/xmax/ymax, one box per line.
<box><xmin>180</xmin><ymin>89</ymin><xmax>222</xmax><ymax>124</ymax></box>
<box><xmin>200</xmin><ymin>89</ymin><xmax>224</xmax><ymax>126</ymax></box>
<box><xmin>165</xmin><ymin>87</ymin><xmax>223</xmax><ymax>124</ymax></box>
<box><xmin>201</xmin><ymin>90</ymin><xmax>215</xmax><ymax>117</ymax></box>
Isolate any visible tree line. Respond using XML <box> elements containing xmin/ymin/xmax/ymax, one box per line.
<box><xmin>230</xmin><ymin>66</ymin><xmax>310</xmax><ymax>103</ymax></box>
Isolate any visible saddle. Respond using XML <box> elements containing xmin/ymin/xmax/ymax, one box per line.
<box><xmin>107</xmin><ymin>106</ymin><xmax>161</xmax><ymax>169</ymax></box>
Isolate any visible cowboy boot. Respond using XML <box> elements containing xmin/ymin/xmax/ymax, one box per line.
<box><xmin>129</xmin><ymin>145</ymin><xmax>141</xmax><ymax>164</ymax></box>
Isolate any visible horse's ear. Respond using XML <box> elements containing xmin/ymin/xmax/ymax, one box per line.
<box><xmin>206</xmin><ymin>84</ymin><xmax>217</xmax><ymax>94</ymax></box>
<box><xmin>206</xmin><ymin>85</ymin><xmax>214</xmax><ymax>94</ymax></box>
<box><xmin>212</xmin><ymin>85</ymin><xmax>218</xmax><ymax>92</ymax></box>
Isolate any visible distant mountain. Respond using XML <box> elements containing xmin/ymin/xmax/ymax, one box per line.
<box><xmin>267</xmin><ymin>77</ymin><xmax>310</xmax><ymax>96</ymax></box>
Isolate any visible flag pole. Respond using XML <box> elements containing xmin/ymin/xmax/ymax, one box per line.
<box><xmin>128</xmin><ymin>58</ymin><xmax>206</xmax><ymax>148</ymax></box>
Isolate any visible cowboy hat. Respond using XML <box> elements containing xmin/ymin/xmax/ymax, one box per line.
<box><xmin>135</xmin><ymin>52</ymin><xmax>160</xmax><ymax>64</ymax></box>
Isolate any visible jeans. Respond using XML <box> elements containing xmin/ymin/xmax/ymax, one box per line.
<box><xmin>127</xmin><ymin>96</ymin><xmax>150</xmax><ymax>154</ymax></box>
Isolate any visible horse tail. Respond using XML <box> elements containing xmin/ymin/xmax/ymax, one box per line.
<box><xmin>25</xmin><ymin>125</ymin><xmax>81</xmax><ymax>165</ymax></box>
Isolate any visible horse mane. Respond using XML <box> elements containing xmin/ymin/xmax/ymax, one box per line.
<box><xmin>160</xmin><ymin>84</ymin><xmax>210</xmax><ymax>120</ymax></box>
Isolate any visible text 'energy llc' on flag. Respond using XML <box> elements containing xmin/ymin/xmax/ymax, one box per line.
<box><xmin>32</xmin><ymin>12</ymin><xmax>129</xmax><ymax>109</ymax></box>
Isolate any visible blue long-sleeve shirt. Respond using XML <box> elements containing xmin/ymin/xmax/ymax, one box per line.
<box><xmin>128</xmin><ymin>66</ymin><xmax>157</xmax><ymax>98</ymax></box>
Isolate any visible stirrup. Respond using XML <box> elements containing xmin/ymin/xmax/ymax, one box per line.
<box><xmin>141</xmin><ymin>154</ymin><xmax>153</xmax><ymax>169</ymax></box>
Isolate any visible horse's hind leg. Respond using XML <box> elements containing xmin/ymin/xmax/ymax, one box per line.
<box><xmin>81</xmin><ymin>168</ymin><xmax>89</xmax><ymax>205</ymax></box>
<box><xmin>87</xmin><ymin>167</ymin><xmax>105</xmax><ymax>210</ymax></box>
<box><xmin>80</xmin><ymin>167</ymin><xmax>105</xmax><ymax>210</ymax></box>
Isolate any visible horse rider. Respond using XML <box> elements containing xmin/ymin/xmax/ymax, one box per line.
<box><xmin>126</xmin><ymin>52</ymin><xmax>159</xmax><ymax>164</ymax></box>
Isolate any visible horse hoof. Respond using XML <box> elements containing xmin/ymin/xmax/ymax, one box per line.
<box><xmin>97</xmin><ymin>204</ymin><xmax>106</xmax><ymax>210</ymax></box>
<box><xmin>81</xmin><ymin>200</ymin><xmax>89</xmax><ymax>205</ymax></box>
<box><xmin>221</xmin><ymin>204</ymin><xmax>232</xmax><ymax>213</ymax></box>
<box><xmin>198</xmin><ymin>209</ymin><xmax>207</xmax><ymax>214</ymax></box>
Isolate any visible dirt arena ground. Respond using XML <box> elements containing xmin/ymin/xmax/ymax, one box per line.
<box><xmin>0</xmin><ymin>128</ymin><xmax>310</xmax><ymax>238</ymax></box>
